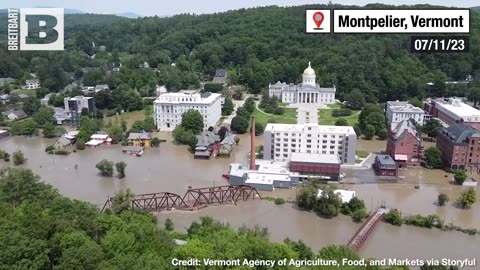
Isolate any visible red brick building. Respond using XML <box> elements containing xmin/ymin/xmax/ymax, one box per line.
<box><xmin>437</xmin><ymin>124</ymin><xmax>480</xmax><ymax>173</ymax></box>
<box><xmin>288</xmin><ymin>152</ymin><xmax>341</xmax><ymax>180</ymax></box>
<box><xmin>386</xmin><ymin>119</ymin><xmax>423</xmax><ymax>167</ymax></box>
<box><xmin>373</xmin><ymin>155</ymin><xmax>398</xmax><ymax>177</ymax></box>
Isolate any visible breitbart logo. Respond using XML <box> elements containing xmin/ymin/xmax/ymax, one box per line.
<box><xmin>8</xmin><ymin>8</ymin><xmax>64</xmax><ymax>51</ymax></box>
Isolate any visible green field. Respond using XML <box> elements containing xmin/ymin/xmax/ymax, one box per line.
<box><xmin>12</xmin><ymin>89</ymin><xmax>36</xmax><ymax>96</ymax></box>
<box><xmin>318</xmin><ymin>109</ymin><xmax>360</xmax><ymax>126</ymax></box>
<box><xmin>254</xmin><ymin>107</ymin><xmax>297</xmax><ymax>127</ymax></box>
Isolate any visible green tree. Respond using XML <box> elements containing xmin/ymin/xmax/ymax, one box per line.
<box><xmin>76</xmin><ymin>139</ymin><xmax>86</xmax><ymax>150</ymax></box>
<box><xmin>453</xmin><ymin>169</ymin><xmax>467</xmax><ymax>185</ymax></box>
<box><xmin>10</xmin><ymin>119</ymin><xmax>38</xmax><ymax>136</ymax></box>
<box><xmin>32</xmin><ymin>105</ymin><xmax>54</xmax><ymax>126</ymax></box>
<box><xmin>151</xmin><ymin>137</ymin><xmax>161</xmax><ymax>147</ymax></box>
<box><xmin>423</xmin><ymin>119</ymin><xmax>443</xmax><ymax>141</ymax></box>
<box><xmin>384</xmin><ymin>209</ymin><xmax>403</xmax><ymax>226</ymax></box>
<box><xmin>252</xmin><ymin>122</ymin><xmax>264</xmax><ymax>136</ymax></box>
<box><xmin>424</xmin><ymin>147</ymin><xmax>443</xmax><ymax>169</ymax></box>
<box><xmin>96</xmin><ymin>159</ymin><xmax>113</xmax><ymax>177</ymax></box>
<box><xmin>115</xmin><ymin>162</ymin><xmax>127</xmax><ymax>178</ymax></box>
<box><xmin>165</xmin><ymin>218</ymin><xmax>175</xmax><ymax>231</ymax></box>
<box><xmin>335</xmin><ymin>118</ymin><xmax>348</xmax><ymax>126</ymax></box>
<box><xmin>13</xmin><ymin>151</ymin><xmax>25</xmax><ymax>166</ymax></box>
<box><xmin>352</xmin><ymin>208</ymin><xmax>368</xmax><ymax>222</ymax></box>
<box><xmin>22</xmin><ymin>96</ymin><xmax>41</xmax><ymax>115</ymax></box>
<box><xmin>408</xmin><ymin>97</ymin><xmax>424</xmax><ymax>108</ymax></box>
<box><xmin>172</xmin><ymin>126</ymin><xmax>198</xmax><ymax>149</ymax></box>
<box><xmin>222</xmin><ymin>95</ymin><xmax>234</xmax><ymax>116</ymax></box>
<box><xmin>243</xmin><ymin>97</ymin><xmax>255</xmax><ymax>113</ymax></box>
<box><xmin>77</xmin><ymin>116</ymin><xmax>101</xmax><ymax>142</ymax></box>
<box><xmin>180</xmin><ymin>109</ymin><xmax>204</xmax><ymax>133</ymax></box>
<box><xmin>377</xmin><ymin>129</ymin><xmax>388</xmax><ymax>140</ymax></box>
<box><xmin>457</xmin><ymin>187</ymin><xmax>476</xmax><ymax>209</ymax></box>
<box><xmin>364</xmin><ymin>124</ymin><xmax>375</xmax><ymax>140</ymax></box>
<box><xmin>437</xmin><ymin>193</ymin><xmax>449</xmax><ymax>206</ymax></box>
<box><xmin>231</xmin><ymin>116</ymin><xmax>249</xmax><ymax>134</ymax></box>
<box><xmin>110</xmin><ymin>188</ymin><xmax>135</xmax><ymax>214</ymax></box>
<box><xmin>42</xmin><ymin>123</ymin><xmax>57</xmax><ymax>138</ymax></box>
<box><xmin>107</xmin><ymin>122</ymin><xmax>124</xmax><ymax>143</ymax></box>
<box><xmin>345</xmin><ymin>89</ymin><xmax>366</xmax><ymax>110</ymax></box>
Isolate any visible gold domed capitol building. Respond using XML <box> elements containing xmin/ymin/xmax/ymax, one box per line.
<box><xmin>269</xmin><ymin>62</ymin><xmax>336</xmax><ymax>105</ymax></box>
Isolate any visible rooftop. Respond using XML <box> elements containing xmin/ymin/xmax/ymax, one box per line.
<box><xmin>265</xmin><ymin>123</ymin><xmax>355</xmax><ymax>134</ymax></box>
<box><xmin>387</xmin><ymin>101</ymin><xmax>424</xmax><ymax>113</ymax></box>
<box><xmin>441</xmin><ymin>124</ymin><xmax>480</xmax><ymax>144</ymax></box>
<box><xmin>245</xmin><ymin>172</ymin><xmax>290</xmax><ymax>185</ymax></box>
<box><xmin>290</xmin><ymin>152</ymin><xmax>340</xmax><ymax>165</ymax></box>
<box><xmin>435</xmin><ymin>98</ymin><xmax>480</xmax><ymax>118</ymax></box>
<box><xmin>127</xmin><ymin>132</ymin><xmax>152</xmax><ymax>140</ymax></box>
<box><xmin>154</xmin><ymin>91</ymin><xmax>221</xmax><ymax>105</ymax></box>
<box><xmin>375</xmin><ymin>154</ymin><xmax>397</xmax><ymax>166</ymax></box>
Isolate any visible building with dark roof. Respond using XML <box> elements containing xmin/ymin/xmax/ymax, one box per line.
<box><xmin>373</xmin><ymin>155</ymin><xmax>398</xmax><ymax>177</ymax></box>
<box><xmin>386</xmin><ymin>119</ymin><xmax>423</xmax><ymax>167</ymax></box>
<box><xmin>213</xmin><ymin>69</ymin><xmax>228</xmax><ymax>84</ymax></box>
<box><xmin>436</xmin><ymin>123</ymin><xmax>480</xmax><ymax>173</ymax></box>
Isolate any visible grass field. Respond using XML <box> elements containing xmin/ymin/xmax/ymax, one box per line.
<box><xmin>12</xmin><ymin>89</ymin><xmax>36</xmax><ymax>96</ymax></box>
<box><xmin>318</xmin><ymin>109</ymin><xmax>360</xmax><ymax>125</ymax></box>
<box><xmin>254</xmin><ymin>107</ymin><xmax>297</xmax><ymax>127</ymax></box>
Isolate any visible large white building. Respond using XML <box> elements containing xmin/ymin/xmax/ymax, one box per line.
<box><xmin>386</xmin><ymin>101</ymin><xmax>427</xmax><ymax>129</ymax></box>
<box><xmin>263</xmin><ymin>123</ymin><xmax>357</xmax><ymax>164</ymax></box>
<box><xmin>269</xmin><ymin>62</ymin><xmax>336</xmax><ymax>105</ymax></box>
<box><xmin>154</xmin><ymin>91</ymin><xmax>223</xmax><ymax>131</ymax></box>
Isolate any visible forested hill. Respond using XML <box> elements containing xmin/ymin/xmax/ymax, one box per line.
<box><xmin>0</xmin><ymin>5</ymin><xmax>479</xmax><ymax>103</ymax></box>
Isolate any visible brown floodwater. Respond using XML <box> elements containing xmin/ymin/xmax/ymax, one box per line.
<box><xmin>1</xmin><ymin>134</ymin><xmax>479</xmax><ymax>265</ymax></box>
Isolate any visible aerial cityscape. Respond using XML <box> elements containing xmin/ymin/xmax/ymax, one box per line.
<box><xmin>0</xmin><ymin>1</ymin><xmax>479</xmax><ymax>269</ymax></box>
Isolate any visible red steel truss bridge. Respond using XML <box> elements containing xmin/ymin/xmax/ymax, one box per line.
<box><xmin>101</xmin><ymin>185</ymin><xmax>262</xmax><ymax>212</ymax></box>
<box><xmin>346</xmin><ymin>208</ymin><xmax>389</xmax><ymax>251</ymax></box>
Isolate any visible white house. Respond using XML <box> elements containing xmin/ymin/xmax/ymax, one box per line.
<box><xmin>263</xmin><ymin>123</ymin><xmax>357</xmax><ymax>164</ymax></box>
<box><xmin>25</xmin><ymin>79</ymin><xmax>40</xmax><ymax>89</ymax></box>
<box><xmin>386</xmin><ymin>101</ymin><xmax>427</xmax><ymax>129</ymax></box>
<box><xmin>153</xmin><ymin>91</ymin><xmax>223</xmax><ymax>131</ymax></box>
<box><xmin>269</xmin><ymin>62</ymin><xmax>336</xmax><ymax>105</ymax></box>
<box><xmin>4</xmin><ymin>109</ymin><xmax>27</xmax><ymax>120</ymax></box>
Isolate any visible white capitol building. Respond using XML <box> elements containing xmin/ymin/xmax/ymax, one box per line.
<box><xmin>269</xmin><ymin>62</ymin><xmax>336</xmax><ymax>105</ymax></box>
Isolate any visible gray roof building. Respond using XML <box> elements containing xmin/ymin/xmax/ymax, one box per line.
<box><xmin>4</xmin><ymin>109</ymin><xmax>27</xmax><ymax>119</ymax></box>
<box><xmin>440</xmin><ymin>124</ymin><xmax>480</xmax><ymax>144</ymax></box>
<box><xmin>213</xmin><ymin>69</ymin><xmax>228</xmax><ymax>84</ymax></box>
<box><xmin>127</xmin><ymin>132</ymin><xmax>152</xmax><ymax>140</ymax></box>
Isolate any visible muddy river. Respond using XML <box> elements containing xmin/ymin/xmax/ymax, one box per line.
<box><xmin>1</xmin><ymin>135</ymin><xmax>478</xmax><ymax>266</ymax></box>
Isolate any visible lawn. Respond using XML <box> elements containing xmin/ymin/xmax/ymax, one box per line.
<box><xmin>318</xmin><ymin>109</ymin><xmax>360</xmax><ymax>126</ymax></box>
<box><xmin>356</xmin><ymin>150</ymin><xmax>370</xmax><ymax>158</ymax></box>
<box><xmin>327</xmin><ymin>103</ymin><xmax>343</xmax><ymax>109</ymax></box>
<box><xmin>12</xmin><ymin>89</ymin><xmax>36</xmax><ymax>96</ymax></box>
<box><xmin>254</xmin><ymin>107</ymin><xmax>297</xmax><ymax>127</ymax></box>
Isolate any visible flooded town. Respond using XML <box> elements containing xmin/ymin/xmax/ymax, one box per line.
<box><xmin>1</xmin><ymin>3</ymin><xmax>480</xmax><ymax>269</ymax></box>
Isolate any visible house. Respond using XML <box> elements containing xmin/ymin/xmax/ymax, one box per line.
<box><xmin>217</xmin><ymin>133</ymin><xmax>236</xmax><ymax>157</ymax></box>
<box><xmin>17</xmin><ymin>94</ymin><xmax>29</xmax><ymax>102</ymax></box>
<box><xmin>0</xmin><ymin>94</ymin><xmax>9</xmax><ymax>104</ymax></box>
<box><xmin>95</xmin><ymin>84</ymin><xmax>109</xmax><ymax>93</ymax></box>
<box><xmin>0</xmin><ymin>130</ymin><xmax>9</xmax><ymax>139</ymax></box>
<box><xmin>53</xmin><ymin>136</ymin><xmax>72</xmax><ymax>150</ymax></box>
<box><xmin>139</xmin><ymin>61</ymin><xmax>150</xmax><ymax>69</ymax></box>
<box><xmin>436</xmin><ymin>124</ymin><xmax>480</xmax><ymax>173</ymax></box>
<box><xmin>4</xmin><ymin>109</ymin><xmax>27</xmax><ymax>120</ymax></box>
<box><xmin>53</xmin><ymin>107</ymin><xmax>71</xmax><ymax>125</ymax></box>
<box><xmin>127</xmin><ymin>132</ymin><xmax>152</xmax><ymax>148</ymax></box>
<box><xmin>64</xmin><ymin>131</ymin><xmax>79</xmax><ymax>143</ymax></box>
<box><xmin>64</xmin><ymin>82</ymin><xmax>80</xmax><ymax>92</ymax></box>
<box><xmin>373</xmin><ymin>154</ymin><xmax>398</xmax><ymax>177</ymax></box>
<box><xmin>41</xmin><ymin>93</ymin><xmax>54</xmax><ymax>105</ymax></box>
<box><xmin>194</xmin><ymin>131</ymin><xmax>220</xmax><ymax>159</ymax></box>
<box><xmin>386</xmin><ymin>119</ymin><xmax>424</xmax><ymax>167</ymax></box>
<box><xmin>213</xmin><ymin>69</ymin><xmax>228</xmax><ymax>84</ymax></box>
<box><xmin>156</xmin><ymin>85</ymin><xmax>167</xmax><ymax>96</ymax></box>
<box><xmin>25</xmin><ymin>79</ymin><xmax>40</xmax><ymax>89</ymax></box>
<box><xmin>86</xmin><ymin>134</ymin><xmax>112</xmax><ymax>147</ymax></box>
<box><xmin>316</xmin><ymin>189</ymin><xmax>356</xmax><ymax>203</ymax></box>
<box><xmin>0</xmin><ymin>78</ymin><xmax>15</xmax><ymax>86</ymax></box>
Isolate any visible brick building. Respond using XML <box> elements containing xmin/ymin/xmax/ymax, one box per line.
<box><xmin>436</xmin><ymin>124</ymin><xmax>480</xmax><ymax>173</ymax></box>
<box><xmin>425</xmin><ymin>97</ymin><xmax>480</xmax><ymax>129</ymax></box>
<box><xmin>386</xmin><ymin>119</ymin><xmax>423</xmax><ymax>167</ymax></box>
<box><xmin>373</xmin><ymin>155</ymin><xmax>398</xmax><ymax>177</ymax></box>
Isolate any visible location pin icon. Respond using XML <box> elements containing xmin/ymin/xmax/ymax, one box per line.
<box><xmin>313</xmin><ymin>12</ymin><xmax>324</xmax><ymax>29</ymax></box>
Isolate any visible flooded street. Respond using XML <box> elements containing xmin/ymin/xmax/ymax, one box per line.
<box><xmin>1</xmin><ymin>134</ymin><xmax>479</xmax><ymax>264</ymax></box>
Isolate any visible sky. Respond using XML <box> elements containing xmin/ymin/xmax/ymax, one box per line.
<box><xmin>1</xmin><ymin>0</ymin><xmax>478</xmax><ymax>17</ymax></box>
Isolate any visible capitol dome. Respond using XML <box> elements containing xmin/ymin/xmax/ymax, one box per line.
<box><xmin>303</xmin><ymin>62</ymin><xmax>315</xmax><ymax>76</ymax></box>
